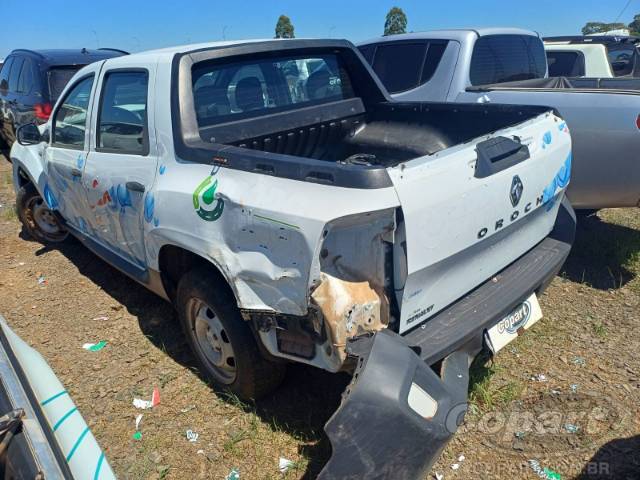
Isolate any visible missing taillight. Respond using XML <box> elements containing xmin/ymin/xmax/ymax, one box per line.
<box><xmin>34</xmin><ymin>103</ymin><xmax>52</xmax><ymax>122</ymax></box>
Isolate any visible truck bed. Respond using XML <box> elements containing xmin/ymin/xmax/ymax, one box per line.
<box><xmin>468</xmin><ymin>76</ymin><xmax>640</xmax><ymax>93</ymax></box>
<box><xmin>201</xmin><ymin>98</ymin><xmax>550</xmax><ymax>167</ymax></box>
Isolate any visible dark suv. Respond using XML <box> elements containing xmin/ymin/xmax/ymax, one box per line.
<box><xmin>0</xmin><ymin>48</ymin><xmax>127</xmax><ymax>149</ymax></box>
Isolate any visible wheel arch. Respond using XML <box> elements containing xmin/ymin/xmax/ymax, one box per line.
<box><xmin>157</xmin><ymin>244</ymin><xmax>240</xmax><ymax>308</ymax></box>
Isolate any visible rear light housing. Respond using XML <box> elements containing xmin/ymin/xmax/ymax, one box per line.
<box><xmin>33</xmin><ymin>103</ymin><xmax>52</xmax><ymax>123</ymax></box>
<box><xmin>636</xmin><ymin>114</ymin><xmax>640</xmax><ymax>130</ymax></box>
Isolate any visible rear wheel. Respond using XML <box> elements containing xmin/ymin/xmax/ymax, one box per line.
<box><xmin>16</xmin><ymin>184</ymin><xmax>68</xmax><ymax>243</ymax></box>
<box><xmin>176</xmin><ymin>266</ymin><xmax>286</xmax><ymax>400</ymax></box>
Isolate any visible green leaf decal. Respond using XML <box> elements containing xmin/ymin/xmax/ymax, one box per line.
<box><xmin>202</xmin><ymin>179</ymin><xmax>218</xmax><ymax>205</ymax></box>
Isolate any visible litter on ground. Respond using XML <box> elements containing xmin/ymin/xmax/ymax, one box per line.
<box><xmin>531</xmin><ymin>373</ymin><xmax>548</xmax><ymax>382</ymax></box>
<box><xmin>570</xmin><ymin>384</ymin><xmax>579</xmax><ymax>393</ymax></box>
<box><xmin>37</xmin><ymin>275</ymin><xmax>46</xmax><ymax>285</ymax></box>
<box><xmin>279</xmin><ymin>457</ymin><xmax>295</xmax><ymax>473</ymax></box>
<box><xmin>572</xmin><ymin>356</ymin><xmax>586</xmax><ymax>366</ymax></box>
<box><xmin>135</xmin><ymin>414</ymin><xmax>143</xmax><ymax>430</ymax></box>
<box><xmin>529</xmin><ymin>459</ymin><xmax>562</xmax><ymax>479</ymax></box>
<box><xmin>225</xmin><ymin>468</ymin><xmax>240</xmax><ymax>480</ymax></box>
<box><xmin>133</xmin><ymin>387</ymin><xmax>160</xmax><ymax>410</ymax></box>
<box><xmin>82</xmin><ymin>341</ymin><xmax>107</xmax><ymax>352</ymax></box>
<box><xmin>132</xmin><ymin>431</ymin><xmax>142</xmax><ymax>441</ymax></box>
<box><xmin>186</xmin><ymin>429</ymin><xmax>199</xmax><ymax>442</ymax></box>
<box><xmin>92</xmin><ymin>315</ymin><xmax>109</xmax><ymax>321</ymax></box>
<box><xmin>564</xmin><ymin>423</ymin><xmax>579</xmax><ymax>433</ymax></box>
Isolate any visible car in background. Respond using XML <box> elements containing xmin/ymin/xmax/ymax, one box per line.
<box><xmin>358</xmin><ymin>29</ymin><xmax>640</xmax><ymax>211</ymax></box>
<box><xmin>0</xmin><ymin>314</ymin><xmax>115</xmax><ymax>479</ymax></box>
<box><xmin>0</xmin><ymin>48</ymin><xmax>127</xmax><ymax>149</ymax></box>
<box><xmin>544</xmin><ymin>35</ymin><xmax>640</xmax><ymax>77</ymax></box>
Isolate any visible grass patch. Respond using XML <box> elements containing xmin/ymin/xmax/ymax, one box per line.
<box><xmin>468</xmin><ymin>354</ymin><xmax>524</xmax><ymax>412</ymax></box>
<box><xmin>592</xmin><ymin>322</ymin><xmax>607</xmax><ymax>338</ymax></box>
<box><xmin>1</xmin><ymin>206</ymin><xmax>16</xmax><ymax>221</ymax></box>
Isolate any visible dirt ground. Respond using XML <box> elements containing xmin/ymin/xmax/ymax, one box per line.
<box><xmin>0</xmin><ymin>154</ymin><xmax>638</xmax><ymax>479</ymax></box>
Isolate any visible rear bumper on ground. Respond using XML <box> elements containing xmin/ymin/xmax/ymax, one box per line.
<box><xmin>319</xmin><ymin>197</ymin><xmax>576</xmax><ymax>479</ymax></box>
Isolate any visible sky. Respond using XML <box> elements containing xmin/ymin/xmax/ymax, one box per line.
<box><xmin>0</xmin><ymin>0</ymin><xmax>638</xmax><ymax>58</ymax></box>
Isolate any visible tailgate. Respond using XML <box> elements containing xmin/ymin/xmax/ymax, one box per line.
<box><xmin>388</xmin><ymin>112</ymin><xmax>572</xmax><ymax>333</ymax></box>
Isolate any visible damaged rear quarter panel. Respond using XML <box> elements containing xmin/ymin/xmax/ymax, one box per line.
<box><xmin>148</xmin><ymin>160</ymin><xmax>400</xmax><ymax>318</ymax></box>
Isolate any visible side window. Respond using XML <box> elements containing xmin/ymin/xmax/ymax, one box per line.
<box><xmin>367</xmin><ymin>41</ymin><xmax>448</xmax><ymax>94</ymax></box>
<box><xmin>546</xmin><ymin>51</ymin><xmax>585</xmax><ymax>77</ymax></box>
<box><xmin>97</xmin><ymin>71</ymin><xmax>149</xmax><ymax>155</ymax></box>
<box><xmin>0</xmin><ymin>57</ymin><xmax>14</xmax><ymax>92</ymax></box>
<box><xmin>608</xmin><ymin>45</ymin><xmax>635</xmax><ymax>76</ymax></box>
<box><xmin>470</xmin><ymin>35</ymin><xmax>547</xmax><ymax>85</ymax></box>
<box><xmin>8</xmin><ymin>57</ymin><xmax>24</xmax><ymax>92</ymax></box>
<box><xmin>52</xmin><ymin>76</ymin><xmax>94</xmax><ymax>148</ymax></box>
<box><xmin>17</xmin><ymin>58</ymin><xmax>34</xmax><ymax>94</ymax></box>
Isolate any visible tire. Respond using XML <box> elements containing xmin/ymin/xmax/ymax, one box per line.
<box><xmin>176</xmin><ymin>266</ymin><xmax>286</xmax><ymax>401</ymax></box>
<box><xmin>16</xmin><ymin>183</ymin><xmax>68</xmax><ymax>243</ymax></box>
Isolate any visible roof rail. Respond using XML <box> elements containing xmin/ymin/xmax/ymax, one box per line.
<box><xmin>97</xmin><ymin>48</ymin><xmax>130</xmax><ymax>55</ymax></box>
<box><xmin>543</xmin><ymin>35</ymin><xmax>640</xmax><ymax>45</ymax></box>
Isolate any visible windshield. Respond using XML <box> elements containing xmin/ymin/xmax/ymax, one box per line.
<box><xmin>47</xmin><ymin>66</ymin><xmax>82</xmax><ymax>101</ymax></box>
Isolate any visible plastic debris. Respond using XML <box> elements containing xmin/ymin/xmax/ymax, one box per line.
<box><xmin>435</xmin><ymin>473</ymin><xmax>444</xmax><ymax>480</ymax></box>
<box><xmin>92</xmin><ymin>315</ymin><xmax>109</xmax><ymax>321</ymax></box>
<box><xmin>135</xmin><ymin>414</ymin><xmax>143</xmax><ymax>430</ymax></box>
<box><xmin>225</xmin><ymin>468</ymin><xmax>240</xmax><ymax>480</ymax></box>
<box><xmin>37</xmin><ymin>275</ymin><xmax>47</xmax><ymax>285</ymax></box>
<box><xmin>18</xmin><ymin>262</ymin><xmax>25</xmax><ymax>266</ymax></box>
<box><xmin>564</xmin><ymin>423</ymin><xmax>579</xmax><ymax>434</ymax></box>
<box><xmin>572</xmin><ymin>356</ymin><xmax>586</xmax><ymax>366</ymax></box>
<box><xmin>531</xmin><ymin>373</ymin><xmax>547</xmax><ymax>382</ymax></box>
<box><xmin>279</xmin><ymin>457</ymin><xmax>295</xmax><ymax>473</ymax></box>
<box><xmin>451</xmin><ymin>463</ymin><xmax>460</xmax><ymax>470</ymax></box>
<box><xmin>551</xmin><ymin>389</ymin><xmax>561</xmax><ymax>395</ymax></box>
<box><xmin>514</xmin><ymin>431</ymin><xmax>526</xmax><ymax>439</ymax></box>
<box><xmin>186</xmin><ymin>429</ymin><xmax>199</xmax><ymax>442</ymax></box>
<box><xmin>82</xmin><ymin>341</ymin><xmax>107</xmax><ymax>352</ymax></box>
<box><xmin>133</xmin><ymin>387</ymin><xmax>160</xmax><ymax>410</ymax></box>
<box><xmin>457</xmin><ymin>454</ymin><xmax>465</xmax><ymax>462</ymax></box>
<box><xmin>133</xmin><ymin>431</ymin><xmax>142</xmax><ymax>441</ymax></box>
<box><xmin>180</xmin><ymin>405</ymin><xmax>196</xmax><ymax>413</ymax></box>
<box><xmin>529</xmin><ymin>460</ymin><xmax>561</xmax><ymax>479</ymax></box>
<box><xmin>570</xmin><ymin>384</ymin><xmax>578</xmax><ymax>393</ymax></box>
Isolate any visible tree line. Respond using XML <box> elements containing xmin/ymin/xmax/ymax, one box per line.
<box><xmin>582</xmin><ymin>14</ymin><xmax>640</xmax><ymax>36</ymax></box>
<box><xmin>275</xmin><ymin>7</ymin><xmax>408</xmax><ymax>38</ymax></box>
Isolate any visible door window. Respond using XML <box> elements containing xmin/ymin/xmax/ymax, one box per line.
<box><xmin>97</xmin><ymin>71</ymin><xmax>149</xmax><ymax>155</ymax></box>
<box><xmin>52</xmin><ymin>76</ymin><xmax>94</xmax><ymax>148</ymax></box>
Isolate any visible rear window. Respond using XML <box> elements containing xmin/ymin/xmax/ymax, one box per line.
<box><xmin>470</xmin><ymin>35</ymin><xmax>547</xmax><ymax>86</ymax></box>
<box><xmin>191</xmin><ymin>53</ymin><xmax>354</xmax><ymax>127</ymax></box>
<box><xmin>48</xmin><ymin>67</ymin><xmax>82</xmax><ymax>101</ymax></box>
<box><xmin>0</xmin><ymin>57</ymin><xmax>14</xmax><ymax>91</ymax></box>
<box><xmin>359</xmin><ymin>41</ymin><xmax>448</xmax><ymax>94</ymax></box>
<box><xmin>546</xmin><ymin>51</ymin><xmax>585</xmax><ymax>77</ymax></box>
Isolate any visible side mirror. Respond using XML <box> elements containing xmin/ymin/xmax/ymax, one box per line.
<box><xmin>16</xmin><ymin>123</ymin><xmax>44</xmax><ymax>146</ymax></box>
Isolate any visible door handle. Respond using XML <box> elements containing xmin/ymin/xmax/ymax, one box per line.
<box><xmin>126</xmin><ymin>181</ymin><xmax>145</xmax><ymax>193</ymax></box>
<box><xmin>70</xmin><ymin>168</ymin><xmax>82</xmax><ymax>177</ymax></box>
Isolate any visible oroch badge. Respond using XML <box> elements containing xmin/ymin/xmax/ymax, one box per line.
<box><xmin>510</xmin><ymin>175</ymin><xmax>524</xmax><ymax>207</ymax></box>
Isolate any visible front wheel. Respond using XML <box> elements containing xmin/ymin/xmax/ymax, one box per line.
<box><xmin>176</xmin><ymin>267</ymin><xmax>286</xmax><ymax>400</ymax></box>
<box><xmin>16</xmin><ymin>184</ymin><xmax>68</xmax><ymax>243</ymax></box>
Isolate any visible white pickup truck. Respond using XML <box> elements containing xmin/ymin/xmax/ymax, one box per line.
<box><xmin>544</xmin><ymin>35</ymin><xmax>640</xmax><ymax>78</ymax></box>
<box><xmin>10</xmin><ymin>39</ymin><xmax>575</xmax><ymax>478</ymax></box>
<box><xmin>359</xmin><ymin>28</ymin><xmax>640</xmax><ymax>211</ymax></box>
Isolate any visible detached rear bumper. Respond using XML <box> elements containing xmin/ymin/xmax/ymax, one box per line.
<box><xmin>319</xmin><ymin>197</ymin><xmax>575</xmax><ymax>479</ymax></box>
